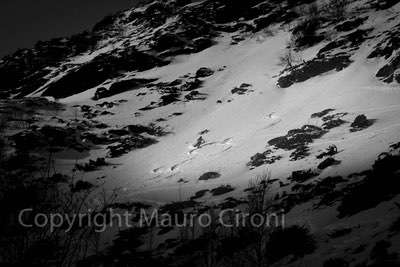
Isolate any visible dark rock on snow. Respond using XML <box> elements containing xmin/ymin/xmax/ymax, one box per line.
<box><xmin>199</xmin><ymin>172</ymin><xmax>221</xmax><ymax>181</ymax></box>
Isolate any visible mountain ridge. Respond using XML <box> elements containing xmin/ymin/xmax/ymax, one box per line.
<box><xmin>1</xmin><ymin>0</ymin><xmax>400</xmax><ymax>266</ymax></box>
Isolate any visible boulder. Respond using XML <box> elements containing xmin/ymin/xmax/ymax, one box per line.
<box><xmin>192</xmin><ymin>37</ymin><xmax>214</xmax><ymax>51</ymax></box>
<box><xmin>199</xmin><ymin>172</ymin><xmax>221</xmax><ymax>181</ymax></box>
<box><xmin>350</xmin><ymin>114</ymin><xmax>373</xmax><ymax>132</ymax></box>
<box><xmin>195</xmin><ymin>67</ymin><xmax>214</xmax><ymax>78</ymax></box>
<box><xmin>318</xmin><ymin>157</ymin><xmax>341</xmax><ymax>170</ymax></box>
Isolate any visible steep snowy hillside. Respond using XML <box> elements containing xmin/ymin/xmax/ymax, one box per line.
<box><xmin>2</xmin><ymin>0</ymin><xmax>400</xmax><ymax>266</ymax></box>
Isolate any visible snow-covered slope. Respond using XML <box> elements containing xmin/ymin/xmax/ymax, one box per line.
<box><xmin>2</xmin><ymin>0</ymin><xmax>400</xmax><ymax>265</ymax></box>
<box><xmin>30</xmin><ymin>0</ymin><xmax>399</xmax><ymax>203</ymax></box>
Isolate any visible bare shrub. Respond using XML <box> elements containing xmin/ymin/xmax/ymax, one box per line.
<box><xmin>279</xmin><ymin>38</ymin><xmax>303</xmax><ymax>69</ymax></box>
<box><xmin>279</xmin><ymin>46</ymin><xmax>296</xmax><ymax>69</ymax></box>
<box><xmin>291</xmin><ymin>3</ymin><xmax>324</xmax><ymax>49</ymax></box>
<box><xmin>0</xmin><ymin>168</ymin><xmax>118</xmax><ymax>266</ymax></box>
<box><xmin>247</xmin><ymin>171</ymin><xmax>271</xmax><ymax>214</ymax></box>
<box><xmin>0</xmin><ymin>124</ymin><xmax>119</xmax><ymax>266</ymax></box>
<box><xmin>244</xmin><ymin>171</ymin><xmax>272</xmax><ymax>267</ymax></box>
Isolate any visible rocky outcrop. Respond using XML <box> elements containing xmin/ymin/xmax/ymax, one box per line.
<box><xmin>42</xmin><ymin>48</ymin><xmax>166</xmax><ymax>98</ymax></box>
<box><xmin>375</xmin><ymin>53</ymin><xmax>400</xmax><ymax>83</ymax></box>
<box><xmin>195</xmin><ymin>67</ymin><xmax>214</xmax><ymax>78</ymax></box>
<box><xmin>368</xmin><ymin>23</ymin><xmax>400</xmax><ymax>83</ymax></box>
<box><xmin>268</xmin><ymin>125</ymin><xmax>326</xmax><ymax>150</ymax></box>
<box><xmin>278</xmin><ymin>54</ymin><xmax>352</xmax><ymax>88</ymax></box>
<box><xmin>350</xmin><ymin>114</ymin><xmax>374</xmax><ymax>132</ymax></box>
<box><xmin>93</xmin><ymin>78</ymin><xmax>156</xmax><ymax>100</ymax></box>
<box><xmin>335</xmin><ymin>17</ymin><xmax>368</xmax><ymax>32</ymax></box>
<box><xmin>278</xmin><ymin>29</ymin><xmax>372</xmax><ymax>88</ymax></box>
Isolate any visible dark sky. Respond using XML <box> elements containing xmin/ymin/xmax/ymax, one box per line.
<box><xmin>0</xmin><ymin>0</ymin><xmax>139</xmax><ymax>58</ymax></box>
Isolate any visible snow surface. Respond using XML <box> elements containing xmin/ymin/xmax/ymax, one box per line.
<box><xmin>53</xmin><ymin>20</ymin><xmax>400</xmax><ymax>205</ymax></box>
